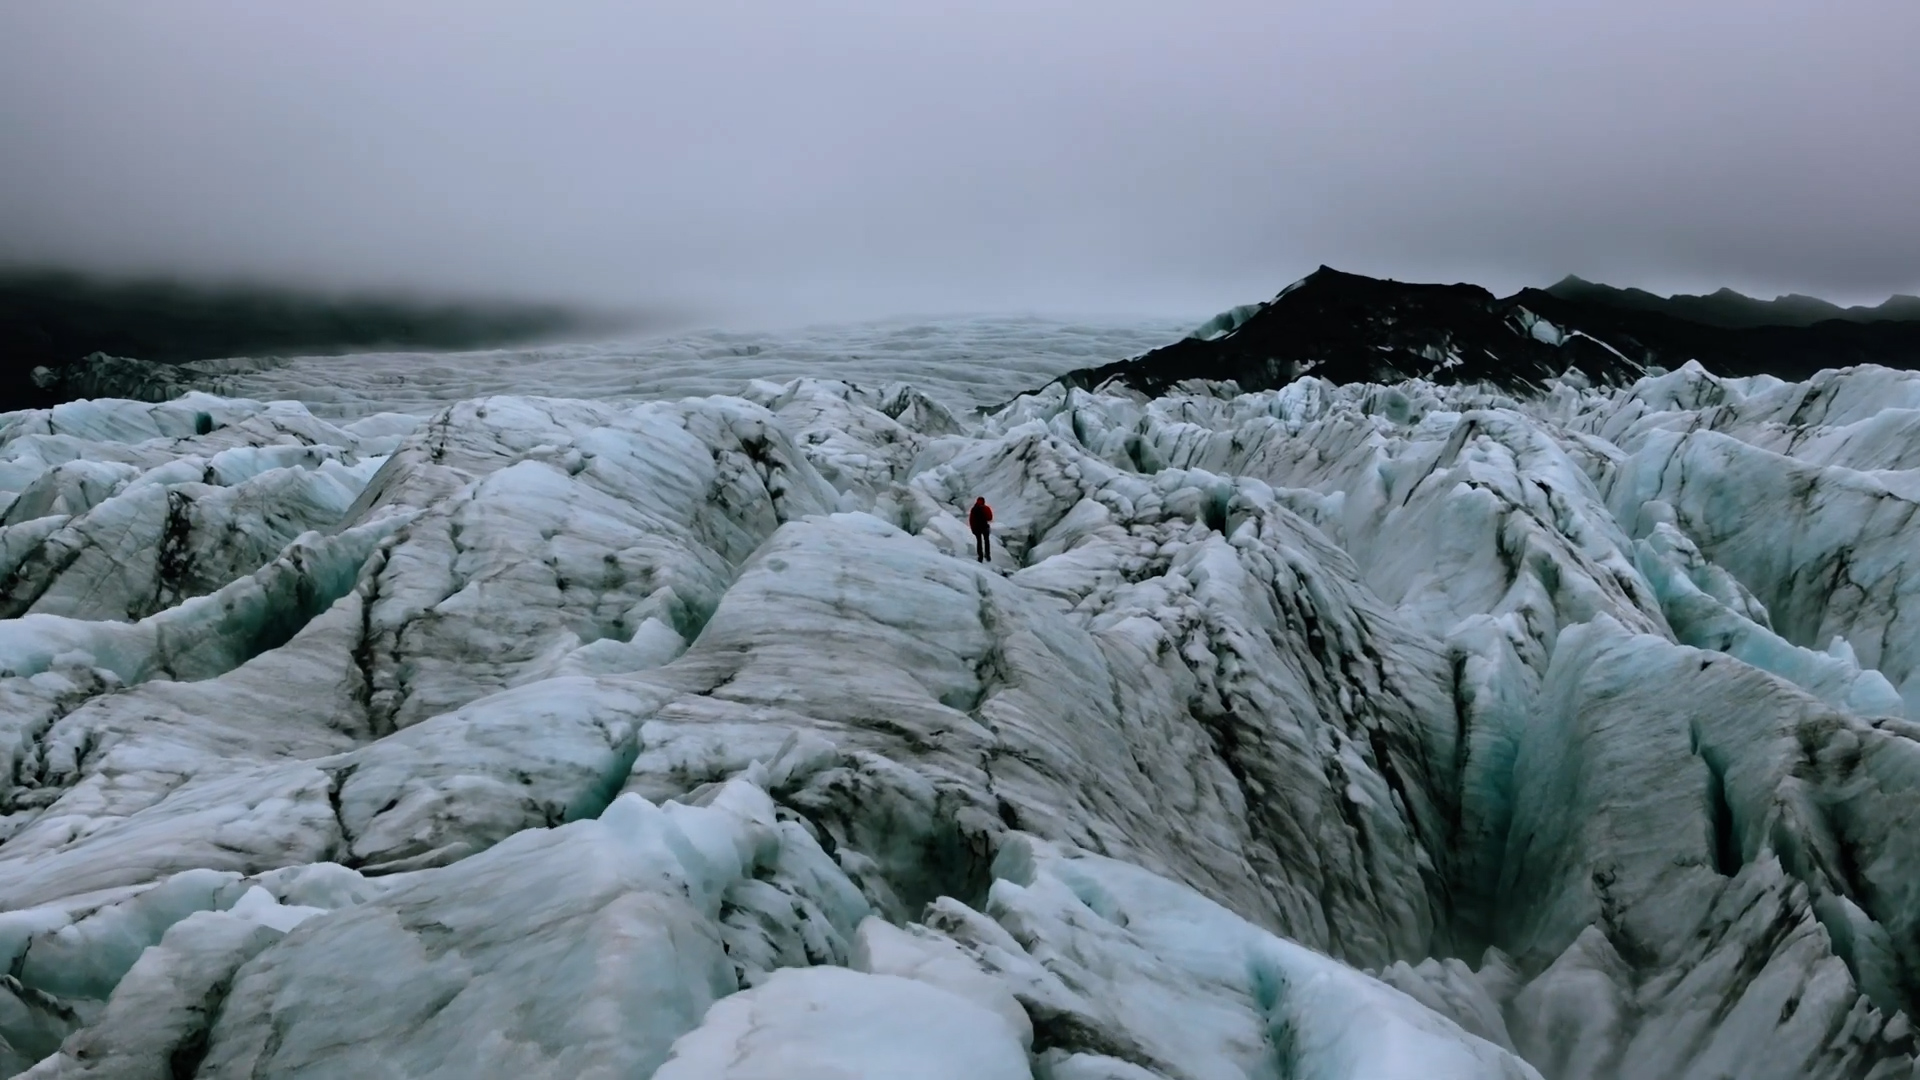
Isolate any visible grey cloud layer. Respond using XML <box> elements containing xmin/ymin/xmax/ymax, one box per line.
<box><xmin>2</xmin><ymin>0</ymin><xmax>1914</xmax><ymax>321</ymax></box>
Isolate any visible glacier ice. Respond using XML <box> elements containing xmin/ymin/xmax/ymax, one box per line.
<box><xmin>2</xmin><ymin>345</ymin><xmax>1919</xmax><ymax>1078</ymax></box>
<box><xmin>141</xmin><ymin>316</ymin><xmax>1194</xmax><ymax>422</ymax></box>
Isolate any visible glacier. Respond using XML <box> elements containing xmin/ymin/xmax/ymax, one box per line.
<box><xmin>1</xmin><ymin>330</ymin><xmax>1918</xmax><ymax>1079</ymax></box>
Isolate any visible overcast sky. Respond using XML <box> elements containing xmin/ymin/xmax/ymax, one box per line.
<box><xmin>2</xmin><ymin>1</ymin><xmax>1915</xmax><ymax>324</ymax></box>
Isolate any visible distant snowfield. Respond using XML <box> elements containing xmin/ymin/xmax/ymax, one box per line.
<box><xmin>2</xmin><ymin>317</ymin><xmax>1920</xmax><ymax>1079</ymax></box>
<box><xmin>184</xmin><ymin>314</ymin><xmax>1195</xmax><ymax>418</ymax></box>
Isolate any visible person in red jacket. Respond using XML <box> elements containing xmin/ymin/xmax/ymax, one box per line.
<box><xmin>968</xmin><ymin>497</ymin><xmax>993</xmax><ymax>563</ymax></box>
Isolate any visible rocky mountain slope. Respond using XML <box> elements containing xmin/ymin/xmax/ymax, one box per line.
<box><xmin>0</xmin><ymin>324</ymin><xmax>1918</xmax><ymax>1077</ymax></box>
<box><xmin>1058</xmin><ymin>267</ymin><xmax>1920</xmax><ymax>396</ymax></box>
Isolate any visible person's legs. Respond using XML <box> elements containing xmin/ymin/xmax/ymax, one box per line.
<box><xmin>975</xmin><ymin>531</ymin><xmax>989</xmax><ymax>562</ymax></box>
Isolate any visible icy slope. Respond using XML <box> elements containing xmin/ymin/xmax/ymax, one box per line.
<box><xmin>1</xmin><ymin>354</ymin><xmax>1918</xmax><ymax>1078</ymax></box>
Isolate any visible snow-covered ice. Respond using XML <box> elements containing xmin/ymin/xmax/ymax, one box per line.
<box><xmin>2</xmin><ymin>325</ymin><xmax>1919</xmax><ymax>1079</ymax></box>
<box><xmin>150</xmin><ymin>315</ymin><xmax>1194</xmax><ymax>421</ymax></box>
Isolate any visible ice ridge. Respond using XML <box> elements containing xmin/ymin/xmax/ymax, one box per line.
<box><xmin>1</xmin><ymin>354</ymin><xmax>1918</xmax><ymax>1078</ymax></box>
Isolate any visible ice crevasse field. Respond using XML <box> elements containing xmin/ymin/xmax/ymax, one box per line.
<box><xmin>1</xmin><ymin>315</ymin><xmax>1920</xmax><ymax>1079</ymax></box>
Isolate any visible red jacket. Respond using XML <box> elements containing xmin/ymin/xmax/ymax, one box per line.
<box><xmin>969</xmin><ymin>501</ymin><xmax>993</xmax><ymax>533</ymax></box>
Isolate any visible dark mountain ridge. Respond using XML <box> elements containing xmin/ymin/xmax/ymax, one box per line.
<box><xmin>1057</xmin><ymin>267</ymin><xmax>1920</xmax><ymax>398</ymax></box>
<box><xmin>1547</xmin><ymin>275</ymin><xmax>1920</xmax><ymax>329</ymax></box>
<box><xmin>0</xmin><ymin>269</ymin><xmax>633</xmax><ymax>411</ymax></box>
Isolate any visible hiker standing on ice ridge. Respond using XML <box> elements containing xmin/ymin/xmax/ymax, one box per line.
<box><xmin>969</xmin><ymin>497</ymin><xmax>993</xmax><ymax>563</ymax></box>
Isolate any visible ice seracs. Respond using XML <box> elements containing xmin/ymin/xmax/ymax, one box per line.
<box><xmin>1</xmin><ymin>346</ymin><xmax>1918</xmax><ymax>1078</ymax></box>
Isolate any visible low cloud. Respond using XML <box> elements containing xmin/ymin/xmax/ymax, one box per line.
<box><xmin>3</xmin><ymin>0</ymin><xmax>1914</xmax><ymax>325</ymax></box>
